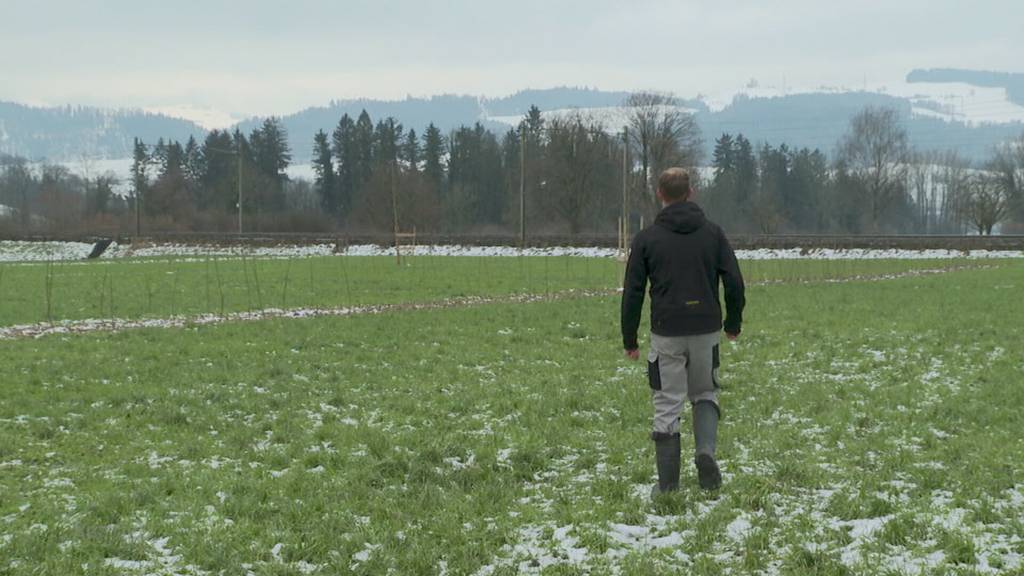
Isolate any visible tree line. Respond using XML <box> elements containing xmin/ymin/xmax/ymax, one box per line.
<box><xmin>2</xmin><ymin>95</ymin><xmax>1023</xmax><ymax>237</ymax></box>
<box><xmin>703</xmin><ymin>107</ymin><xmax>1023</xmax><ymax>235</ymax></box>
<box><xmin>304</xmin><ymin>93</ymin><xmax>702</xmax><ymax>236</ymax></box>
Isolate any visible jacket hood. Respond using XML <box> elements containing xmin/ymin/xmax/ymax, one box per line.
<box><xmin>655</xmin><ymin>201</ymin><xmax>707</xmax><ymax>234</ymax></box>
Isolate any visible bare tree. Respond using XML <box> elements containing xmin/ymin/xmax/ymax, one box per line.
<box><xmin>750</xmin><ymin>193</ymin><xmax>782</xmax><ymax>234</ymax></box>
<box><xmin>37</xmin><ymin>164</ymin><xmax>85</xmax><ymax>234</ymax></box>
<box><xmin>545</xmin><ymin>113</ymin><xmax>610</xmax><ymax>235</ymax></box>
<box><xmin>0</xmin><ymin>156</ymin><xmax>36</xmax><ymax>231</ymax></box>
<box><xmin>625</xmin><ymin>92</ymin><xmax>702</xmax><ymax>216</ymax></box>
<box><xmin>967</xmin><ymin>173</ymin><xmax>1009</xmax><ymax>235</ymax></box>
<box><xmin>935</xmin><ymin>150</ymin><xmax>972</xmax><ymax>233</ymax></box>
<box><xmin>990</xmin><ymin>133</ymin><xmax>1024</xmax><ymax>224</ymax></box>
<box><xmin>907</xmin><ymin>150</ymin><xmax>935</xmax><ymax>233</ymax></box>
<box><xmin>838</xmin><ymin>107</ymin><xmax>911</xmax><ymax>229</ymax></box>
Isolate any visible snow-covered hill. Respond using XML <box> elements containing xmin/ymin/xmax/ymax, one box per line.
<box><xmin>485</xmin><ymin>79</ymin><xmax>1024</xmax><ymax>130</ymax></box>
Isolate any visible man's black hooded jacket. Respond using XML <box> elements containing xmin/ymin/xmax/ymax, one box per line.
<box><xmin>621</xmin><ymin>201</ymin><xmax>745</xmax><ymax>350</ymax></box>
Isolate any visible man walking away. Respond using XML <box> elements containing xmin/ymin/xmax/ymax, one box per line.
<box><xmin>621</xmin><ymin>168</ymin><xmax>745</xmax><ymax>496</ymax></box>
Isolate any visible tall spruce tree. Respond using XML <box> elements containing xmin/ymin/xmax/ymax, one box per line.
<box><xmin>183</xmin><ymin>136</ymin><xmax>204</xmax><ymax>200</ymax></box>
<box><xmin>734</xmin><ymin>135</ymin><xmax>757</xmax><ymax>206</ymax></box>
<box><xmin>232</xmin><ymin>129</ymin><xmax>253</xmax><ymax>224</ymax></box>
<box><xmin>373</xmin><ymin>117</ymin><xmax>403</xmax><ymax>166</ymax></box>
<box><xmin>403</xmin><ymin>129</ymin><xmax>420</xmax><ymax>171</ymax></box>
<box><xmin>786</xmin><ymin>148</ymin><xmax>828</xmax><ymax>231</ymax></box>
<box><xmin>332</xmin><ymin>114</ymin><xmax>357</xmax><ymax>220</ymax></box>
<box><xmin>200</xmin><ymin>130</ymin><xmax>237</xmax><ymax>213</ymax></box>
<box><xmin>754</xmin><ymin>143</ymin><xmax>788</xmax><ymax>233</ymax></box>
<box><xmin>130</xmin><ymin>138</ymin><xmax>150</xmax><ymax>226</ymax></box>
<box><xmin>422</xmin><ymin>123</ymin><xmax>446</xmax><ymax>191</ymax></box>
<box><xmin>500</xmin><ymin>128</ymin><xmax>521</xmax><ymax>224</ymax></box>
<box><xmin>149</xmin><ymin>140</ymin><xmax>189</xmax><ymax>220</ymax></box>
<box><xmin>712</xmin><ymin>134</ymin><xmax>735</xmax><ymax>184</ymax></box>
<box><xmin>447</xmin><ymin>123</ymin><xmax>504</xmax><ymax>228</ymax></box>
<box><xmin>250</xmin><ymin>117</ymin><xmax>292</xmax><ymax>212</ymax></box>
<box><xmin>312</xmin><ymin>130</ymin><xmax>337</xmax><ymax>218</ymax></box>
<box><xmin>353</xmin><ymin>110</ymin><xmax>375</xmax><ymax>194</ymax></box>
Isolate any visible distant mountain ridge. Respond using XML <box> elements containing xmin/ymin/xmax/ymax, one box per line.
<box><xmin>232</xmin><ymin>87</ymin><xmax>669</xmax><ymax>154</ymax></box>
<box><xmin>482</xmin><ymin>87</ymin><xmax>688</xmax><ymax>116</ymax></box>
<box><xmin>0</xmin><ymin>101</ymin><xmax>206</xmax><ymax>161</ymax></box>
<box><xmin>3</xmin><ymin>78</ymin><xmax>1024</xmax><ymax>166</ymax></box>
<box><xmin>234</xmin><ymin>94</ymin><xmax>491</xmax><ymax>151</ymax></box>
<box><xmin>240</xmin><ymin>86</ymin><xmax>1024</xmax><ymax>163</ymax></box>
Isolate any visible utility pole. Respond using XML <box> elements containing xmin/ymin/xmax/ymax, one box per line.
<box><xmin>391</xmin><ymin>159</ymin><xmax>401</xmax><ymax>266</ymax></box>
<box><xmin>237</xmin><ymin>137</ymin><xmax>243</xmax><ymax>234</ymax></box>
<box><xmin>622</xmin><ymin>128</ymin><xmax>629</xmax><ymax>256</ymax></box>
<box><xmin>520</xmin><ymin>124</ymin><xmax>527</xmax><ymax>249</ymax></box>
<box><xmin>206</xmin><ymin>143</ymin><xmax>244</xmax><ymax>234</ymax></box>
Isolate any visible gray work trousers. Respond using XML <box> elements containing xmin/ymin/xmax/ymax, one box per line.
<box><xmin>648</xmin><ymin>331</ymin><xmax>720</xmax><ymax>435</ymax></box>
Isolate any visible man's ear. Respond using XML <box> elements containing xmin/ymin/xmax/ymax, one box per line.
<box><xmin>655</xmin><ymin>187</ymin><xmax>665</xmax><ymax>203</ymax></box>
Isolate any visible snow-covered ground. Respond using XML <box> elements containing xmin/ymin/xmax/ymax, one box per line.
<box><xmin>141</xmin><ymin>105</ymin><xmax>246</xmax><ymax>131</ymax></box>
<box><xmin>0</xmin><ymin>241</ymin><xmax>100</xmax><ymax>262</ymax></box>
<box><xmin>1</xmin><ymin>240</ymin><xmax>1021</xmax><ymax>264</ymax></box>
<box><xmin>704</xmin><ymin>79</ymin><xmax>1024</xmax><ymax>125</ymax></box>
<box><xmin>884</xmin><ymin>81</ymin><xmax>1024</xmax><ymax>126</ymax></box>
<box><xmin>487</xmin><ymin>80</ymin><xmax>1024</xmax><ymax>127</ymax></box>
<box><xmin>735</xmin><ymin>247</ymin><xmax>1024</xmax><ymax>260</ymax></box>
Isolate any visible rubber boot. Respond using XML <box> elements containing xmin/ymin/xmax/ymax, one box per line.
<box><xmin>650</xmin><ymin>431</ymin><xmax>680</xmax><ymax>499</ymax></box>
<box><xmin>692</xmin><ymin>401</ymin><xmax>722</xmax><ymax>490</ymax></box>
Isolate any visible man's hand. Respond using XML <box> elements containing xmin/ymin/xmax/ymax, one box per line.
<box><xmin>624</xmin><ymin>349</ymin><xmax>640</xmax><ymax>360</ymax></box>
<box><xmin>725</xmin><ymin>332</ymin><xmax>739</xmax><ymax>342</ymax></box>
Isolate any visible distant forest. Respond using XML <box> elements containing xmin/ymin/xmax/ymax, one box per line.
<box><xmin>0</xmin><ymin>102</ymin><xmax>202</xmax><ymax>160</ymax></box>
<box><xmin>2</xmin><ymin>94</ymin><xmax>1023</xmax><ymax>238</ymax></box>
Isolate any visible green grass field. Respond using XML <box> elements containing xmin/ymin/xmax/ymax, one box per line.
<box><xmin>0</xmin><ymin>256</ymin><xmax>992</xmax><ymax>327</ymax></box>
<box><xmin>1</xmin><ymin>256</ymin><xmax>1023</xmax><ymax>575</ymax></box>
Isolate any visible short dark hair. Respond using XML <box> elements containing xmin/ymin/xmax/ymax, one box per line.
<box><xmin>658</xmin><ymin>168</ymin><xmax>691</xmax><ymax>201</ymax></box>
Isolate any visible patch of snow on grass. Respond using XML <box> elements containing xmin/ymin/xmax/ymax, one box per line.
<box><xmin>725</xmin><ymin>513</ymin><xmax>754</xmax><ymax>543</ymax></box>
<box><xmin>3</xmin><ymin>240</ymin><xmax>1022</xmax><ymax>264</ymax></box>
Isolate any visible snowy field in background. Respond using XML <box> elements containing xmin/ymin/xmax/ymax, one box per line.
<box><xmin>889</xmin><ymin>82</ymin><xmax>1024</xmax><ymax>125</ymax></box>
<box><xmin>1</xmin><ymin>241</ymin><xmax>1022</xmax><ymax>264</ymax></box>
<box><xmin>485</xmin><ymin>80</ymin><xmax>1024</xmax><ymax>127</ymax></box>
<box><xmin>697</xmin><ymin>79</ymin><xmax>1024</xmax><ymax>125</ymax></box>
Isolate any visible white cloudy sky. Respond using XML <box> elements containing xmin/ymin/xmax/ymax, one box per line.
<box><xmin>2</xmin><ymin>0</ymin><xmax>1021</xmax><ymax>122</ymax></box>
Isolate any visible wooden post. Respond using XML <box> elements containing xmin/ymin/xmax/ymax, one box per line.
<box><xmin>520</xmin><ymin>125</ymin><xmax>527</xmax><ymax>249</ymax></box>
<box><xmin>618</xmin><ymin>217</ymin><xmax>625</xmax><ymax>260</ymax></box>
<box><xmin>237</xmin><ymin>137</ymin><xmax>243</xmax><ymax>234</ymax></box>
<box><xmin>622</xmin><ymin>128</ymin><xmax>628</xmax><ymax>258</ymax></box>
<box><xmin>391</xmin><ymin>160</ymin><xmax>401</xmax><ymax>266</ymax></box>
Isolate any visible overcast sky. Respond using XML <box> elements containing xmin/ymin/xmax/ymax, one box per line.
<box><xmin>2</xmin><ymin>0</ymin><xmax>1022</xmax><ymax>121</ymax></box>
